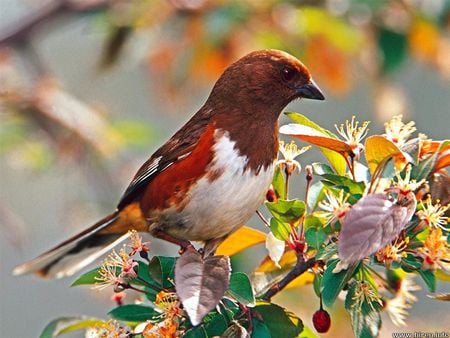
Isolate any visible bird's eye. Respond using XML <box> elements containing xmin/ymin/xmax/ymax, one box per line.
<box><xmin>281</xmin><ymin>67</ymin><xmax>296</xmax><ymax>82</ymax></box>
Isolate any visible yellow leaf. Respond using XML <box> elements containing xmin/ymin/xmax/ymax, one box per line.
<box><xmin>436</xmin><ymin>270</ymin><xmax>450</xmax><ymax>282</ymax></box>
<box><xmin>256</xmin><ymin>250</ymin><xmax>297</xmax><ymax>272</ymax></box>
<box><xmin>285</xmin><ymin>271</ymin><xmax>315</xmax><ymax>289</ymax></box>
<box><xmin>364</xmin><ymin>135</ymin><xmax>407</xmax><ymax>174</ymax></box>
<box><xmin>216</xmin><ymin>226</ymin><xmax>266</xmax><ymax>256</ymax></box>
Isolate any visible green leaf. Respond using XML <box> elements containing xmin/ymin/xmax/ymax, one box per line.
<box><xmin>316</xmin><ymin>242</ymin><xmax>338</xmax><ymax>261</ymax></box>
<box><xmin>184</xmin><ymin>326</ymin><xmax>208</xmax><ymax>338</ymax></box>
<box><xmin>71</xmin><ymin>267</ymin><xmax>103</xmax><ymax>286</ymax></box>
<box><xmin>320</xmin><ymin>173</ymin><xmax>366</xmax><ymax>196</ymax></box>
<box><xmin>307</xmin><ymin>181</ymin><xmax>326</xmax><ymax>211</ymax></box>
<box><xmin>272</xmin><ymin>166</ymin><xmax>286</xmax><ymax>199</ymax></box>
<box><xmin>313</xmin><ymin>273</ymin><xmax>322</xmax><ymax>298</ymax></box>
<box><xmin>299</xmin><ymin>324</ymin><xmax>319</xmax><ymax>338</ymax></box>
<box><xmin>304</xmin><ymin>214</ymin><xmax>326</xmax><ymax>229</ymax></box>
<box><xmin>265</xmin><ymin>199</ymin><xmax>306</xmax><ymax>223</ymax></box>
<box><xmin>269</xmin><ymin>217</ymin><xmax>291</xmax><ymax>241</ymax></box>
<box><xmin>108</xmin><ymin>304</ymin><xmax>158</xmax><ymax>322</ymax></box>
<box><xmin>148</xmin><ymin>256</ymin><xmax>177</xmax><ymax>288</ymax></box>
<box><xmin>284</xmin><ymin>112</ymin><xmax>347</xmax><ymax>175</ymax></box>
<box><xmin>305</xmin><ymin>227</ymin><xmax>327</xmax><ymax>250</ymax></box>
<box><xmin>410</xmin><ymin>152</ymin><xmax>438</xmax><ymax>182</ymax></box>
<box><xmin>251</xmin><ymin>319</ymin><xmax>271</xmax><ymax>338</ymax></box>
<box><xmin>203</xmin><ymin>312</ymin><xmax>229</xmax><ymax>336</ymax></box>
<box><xmin>345</xmin><ymin>282</ymin><xmax>382</xmax><ymax>338</ymax></box>
<box><xmin>378</xmin><ymin>28</ymin><xmax>408</xmax><ymax>73</ymax></box>
<box><xmin>401</xmin><ymin>254</ymin><xmax>423</xmax><ymax>272</ymax></box>
<box><xmin>418</xmin><ymin>269</ymin><xmax>436</xmax><ymax>292</ymax></box>
<box><xmin>321</xmin><ymin>259</ymin><xmax>357</xmax><ymax>307</ymax></box>
<box><xmin>227</xmin><ymin>272</ymin><xmax>255</xmax><ymax>306</ymax></box>
<box><xmin>255</xmin><ymin>302</ymin><xmax>303</xmax><ymax>337</ymax></box>
<box><xmin>312</xmin><ymin>162</ymin><xmax>335</xmax><ymax>176</ymax></box>
<box><xmin>40</xmin><ymin>317</ymin><xmax>105</xmax><ymax>338</ymax></box>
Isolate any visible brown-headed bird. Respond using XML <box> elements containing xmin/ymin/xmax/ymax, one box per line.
<box><xmin>14</xmin><ymin>49</ymin><xmax>324</xmax><ymax>278</ymax></box>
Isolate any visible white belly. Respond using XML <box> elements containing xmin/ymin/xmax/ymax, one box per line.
<box><xmin>158</xmin><ymin>132</ymin><xmax>275</xmax><ymax>241</ymax></box>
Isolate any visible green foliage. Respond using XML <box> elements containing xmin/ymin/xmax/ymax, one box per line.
<box><xmin>109</xmin><ymin>305</ymin><xmax>159</xmax><ymax>322</ymax></box>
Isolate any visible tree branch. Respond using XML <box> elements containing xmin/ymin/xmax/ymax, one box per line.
<box><xmin>261</xmin><ymin>254</ymin><xmax>316</xmax><ymax>301</ymax></box>
<box><xmin>0</xmin><ymin>0</ymin><xmax>108</xmax><ymax>47</ymax></box>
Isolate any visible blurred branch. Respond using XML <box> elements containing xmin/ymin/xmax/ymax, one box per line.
<box><xmin>0</xmin><ymin>0</ymin><xmax>108</xmax><ymax>47</ymax></box>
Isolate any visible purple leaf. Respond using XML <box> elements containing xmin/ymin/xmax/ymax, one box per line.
<box><xmin>338</xmin><ymin>193</ymin><xmax>416</xmax><ymax>265</ymax></box>
<box><xmin>175</xmin><ymin>248</ymin><xmax>231</xmax><ymax>326</ymax></box>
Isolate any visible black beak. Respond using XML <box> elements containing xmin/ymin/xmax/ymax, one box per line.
<box><xmin>296</xmin><ymin>80</ymin><xmax>325</xmax><ymax>100</ymax></box>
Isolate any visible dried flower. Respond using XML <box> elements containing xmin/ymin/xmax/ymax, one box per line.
<box><xmin>142</xmin><ymin>318</ymin><xmax>178</xmax><ymax>338</ymax></box>
<box><xmin>351</xmin><ymin>281</ymin><xmax>383</xmax><ymax>313</ymax></box>
<box><xmin>384</xmin><ymin>115</ymin><xmax>416</xmax><ymax>146</ymax></box>
<box><xmin>107</xmin><ymin>247</ymin><xmax>138</xmax><ymax>279</ymax></box>
<box><xmin>155</xmin><ymin>291</ymin><xmax>183</xmax><ymax>320</ymax></box>
<box><xmin>375</xmin><ymin>237</ymin><xmax>409</xmax><ymax>267</ymax></box>
<box><xmin>335</xmin><ymin>116</ymin><xmax>370</xmax><ymax>157</ymax></box>
<box><xmin>390</xmin><ymin>166</ymin><xmax>426</xmax><ymax>194</ymax></box>
<box><xmin>384</xmin><ymin>275</ymin><xmax>420</xmax><ymax>327</ymax></box>
<box><xmin>417</xmin><ymin>197</ymin><xmax>449</xmax><ymax>231</ymax></box>
<box><xmin>94</xmin><ymin>261</ymin><xmax>125</xmax><ymax>291</ymax></box>
<box><xmin>128</xmin><ymin>230</ymin><xmax>151</xmax><ymax>257</ymax></box>
<box><xmin>277</xmin><ymin>140</ymin><xmax>310</xmax><ymax>175</ymax></box>
<box><xmin>318</xmin><ymin>189</ymin><xmax>351</xmax><ymax>225</ymax></box>
<box><xmin>86</xmin><ymin>320</ymin><xmax>130</xmax><ymax>338</ymax></box>
<box><xmin>419</xmin><ymin>228</ymin><xmax>450</xmax><ymax>271</ymax></box>
<box><xmin>385</xmin><ymin>295</ymin><xmax>410</xmax><ymax>327</ymax></box>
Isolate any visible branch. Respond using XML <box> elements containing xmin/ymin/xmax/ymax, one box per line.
<box><xmin>261</xmin><ymin>254</ymin><xmax>316</xmax><ymax>301</ymax></box>
<box><xmin>0</xmin><ymin>0</ymin><xmax>108</xmax><ymax>47</ymax></box>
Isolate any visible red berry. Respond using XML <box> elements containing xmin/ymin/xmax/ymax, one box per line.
<box><xmin>313</xmin><ymin>309</ymin><xmax>331</xmax><ymax>333</ymax></box>
<box><xmin>266</xmin><ymin>188</ymin><xmax>277</xmax><ymax>202</ymax></box>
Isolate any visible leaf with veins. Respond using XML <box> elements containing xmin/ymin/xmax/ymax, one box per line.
<box><xmin>175</xmin><ymin>248</ymin><xmax>230</xmax><ymax>326</ymax></box>
<box><xmin>338</xmin><ymin>193</ymin><xmax>416</xmax><ymax>265</ymax></box>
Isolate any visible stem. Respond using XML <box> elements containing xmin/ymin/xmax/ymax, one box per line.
<box><xmin>365</xmin><ymin>265</ymin><xmax>397</xmax><ymax>295</ymax></box>
<box><xmin>350</xmin><ymin>153</ymin><xmax>356</xmax><ymax>180</ymax></box>
<box><xmin>126</xmin><ymin>284</ymin><xmax>152</xmax><ymax>295</ymax></box>
<box><xmin>135</xmin><ymin>276</ymin><xmax>160</xmax><ymax>293</ymax></box>
<box><xmin>304</xmin><ymin>165</ymin><xmax>313</xmax><ymax>206</ymax></box>
<box><xmin>256</xmin><ymin>210</ymin><xmax>271</xmax><ymax>227</ymax></box>
<box><xmin>343</xmin><ymin>154</ymin><xmax>355</xmax><ymax>181</ymax></box>
<box><xmin>261</xmin><ymin>255</ymin><xmax>316</xmax><ymax>301</ymax></box>
<box><xmin>284</xmin><ymin>167</ymin><xmax>290</xmax><ymax>199</ymax></box>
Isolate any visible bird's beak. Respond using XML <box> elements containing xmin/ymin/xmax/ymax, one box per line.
<box><xmin>296</xmin><ymin>79</ymin><xmax>325</xmax><ymax>100</ymax></box>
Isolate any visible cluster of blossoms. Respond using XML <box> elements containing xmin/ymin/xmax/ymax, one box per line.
<box><xmin>89</xmin><ymin>232</ymin><xmax>184</xmax><ymax>337</ymax></box>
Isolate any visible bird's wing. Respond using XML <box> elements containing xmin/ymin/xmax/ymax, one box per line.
<box><xmin>117</xmin><ymin>111</ymin><xmax>212</xmax><ymax>209</ymax></box>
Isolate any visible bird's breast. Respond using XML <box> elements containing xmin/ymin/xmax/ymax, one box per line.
<box><xmin>150</xmin><ymin>131</ymin><xmax>276</xmax><ymax>241</ymax></box>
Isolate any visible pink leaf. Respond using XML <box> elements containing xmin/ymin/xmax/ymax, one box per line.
<box><xmin>338</xmin><ymin>193</ymin><xmax>416</xmax><ymax>265</ymax></box>
<box><xmin>175</xmin><ymin>248</ymin><xmax>230</xmax><ymax>326</ymax></box>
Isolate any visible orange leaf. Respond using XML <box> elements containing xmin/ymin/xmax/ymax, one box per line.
<box><xmin>280</xmin><ymin>124</ymin><xmax>353</xmax><ymax>154</ymax></box>
<box><xmin>436</xmin><ymin>150</ymin><xmax>450</xmax><ymax>171</ymax></box>
<box><xmin>216</xmin><ymin>226</ymin><xmax>266</xmax><ymax>256</ymax></box>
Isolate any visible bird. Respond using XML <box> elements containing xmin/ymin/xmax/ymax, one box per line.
<box><xmin>13</xmin><ymin>49</ymin><xmax>324</xmax><ymax>278</ymax></box>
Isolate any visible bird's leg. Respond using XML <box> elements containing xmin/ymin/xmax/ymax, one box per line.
<box><xmin>202</xmin><ymin>235</ymin><xmax>228</xmax><ymax>257</ymax></box>
<box><xmin>151</xmin><ymin>229</ymin><xmax>194</xmax><ymax>254</ymax></box>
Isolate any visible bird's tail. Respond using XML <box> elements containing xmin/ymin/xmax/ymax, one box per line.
<box><xmin>13</xmin><ymin>211</ymin><xmax>133</xmax><ymax>279</ymax></box>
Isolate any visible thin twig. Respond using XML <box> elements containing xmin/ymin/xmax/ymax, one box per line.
<box><xmin>261</xmin><ymin>255</ymin><xmax>316</xmax><ymax>301</ymax></box>
<box><xmin>256</xmin><ymin>210</ymin><xmax>270</xmax><ymax>227</ymax></box>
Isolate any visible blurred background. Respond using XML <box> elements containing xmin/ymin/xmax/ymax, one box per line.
<box><xmin>0</xmin><ymin>0</ymin><xmax>449</xmax><ymax>337</ymax></box>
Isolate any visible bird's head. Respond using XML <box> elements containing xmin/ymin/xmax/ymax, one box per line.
<box><xmin>208</xmin><ymin>49</ymin><xmax>324</xmax><ymax>119</ymax></box>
